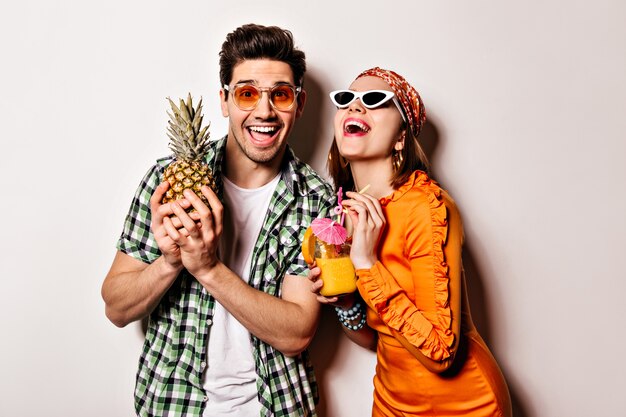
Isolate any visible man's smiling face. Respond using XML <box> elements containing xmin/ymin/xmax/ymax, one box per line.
<box><xmin>220</xmin><ymin>59</ymin><xmax>305</xmax><ymax>165</ymax></box>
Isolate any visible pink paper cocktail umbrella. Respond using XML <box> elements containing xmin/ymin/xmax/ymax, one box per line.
<box><xmin>311</xmin><ymin>217</ymin><xmax>348</xmax><ymax>245</ymax></box>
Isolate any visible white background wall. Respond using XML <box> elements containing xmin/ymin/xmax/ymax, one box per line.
<box><xmin>1</xmin><ymin>1</ymin><xmax>625</xmax><ymax>416</ymax></box>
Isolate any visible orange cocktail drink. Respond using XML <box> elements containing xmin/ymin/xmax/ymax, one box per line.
<box><xmin>302</xmin><ymin>183</ymin><xmax>363</xmax><ymax>298</ymax></box>
<box><xmin>315</xmin><ymin>242</ymin><xmax>356</xmax><ymax>297</ymax></box>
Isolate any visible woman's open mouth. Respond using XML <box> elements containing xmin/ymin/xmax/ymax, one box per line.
<box><xmin>344</xmin><ymin>118</ymin><xmax>371</xmax><ymax>135</ymax></box>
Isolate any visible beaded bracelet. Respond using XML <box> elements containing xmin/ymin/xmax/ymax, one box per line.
<box><xmin>335</xmin><ymin>302</ymin><xmax>367</xmax><ymax>331</ymax></box>
<box><xmin>335</xmin><ymin>302</ymin><xmax>363</xmax><ymax>320</ymax></box>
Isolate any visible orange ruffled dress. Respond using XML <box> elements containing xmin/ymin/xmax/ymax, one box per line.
<box><xmin>356</xmin><ymin>171</ymin><xmax>512</xmax><ymax>417</ymax></box>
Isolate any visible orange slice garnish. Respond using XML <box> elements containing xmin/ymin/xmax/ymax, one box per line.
<box><xmin>301</xmin><ymin>226</ymin><xmax>316</xmax><ymax>265</ymax></box>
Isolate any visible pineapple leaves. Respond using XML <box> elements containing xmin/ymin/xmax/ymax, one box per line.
<box><xmin>165</xmin><ymin>93</ymin><xmax>211</xmax><ymax>162</ymax></box>
<box><xmin>161</xmin><ymin>93</ymin><xmax>217</xmax><ymax>204</ymax></box>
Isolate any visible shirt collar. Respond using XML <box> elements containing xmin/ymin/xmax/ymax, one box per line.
<box><xmin>212</xmin><ymin>135</ymin><xmax>304</xmax><ymax>197</ymax></box>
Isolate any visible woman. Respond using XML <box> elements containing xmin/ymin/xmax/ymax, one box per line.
<box><xmin>309</xmin><ymin>67</ymin><xmax>512</xmax><ymax>416</ymax></box>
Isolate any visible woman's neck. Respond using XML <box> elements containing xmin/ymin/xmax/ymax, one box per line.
<box><xmin>349</xmin><ymin>158</ymin><xmax>395</xmax><ymax>199</ymax></box>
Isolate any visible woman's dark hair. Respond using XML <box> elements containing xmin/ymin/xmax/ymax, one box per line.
<box><xmin>219</xmin><ymin>24</ymin><xmax>306</xmax><ymax>87</ymax></box>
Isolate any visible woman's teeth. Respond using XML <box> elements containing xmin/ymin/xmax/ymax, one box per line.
<box><xmin>345</xmin><ymin>120</ymin><xmax>370</xmax><ymax>134</ymax></box>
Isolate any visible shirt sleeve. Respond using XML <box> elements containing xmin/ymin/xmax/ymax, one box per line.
<box><xmin>116</xmin><ymin>164</ymin><xmax>165</xmax><ymax>264</ymax></box>
<box><xmin>356</xmin><ymin>186</ymin><xmax>457</xmax><ymax>362</ymax></box>
<box><xmin>289</xmin><ymin>253</ymin><xmax>308</xmax><ymax>277</ymax></box>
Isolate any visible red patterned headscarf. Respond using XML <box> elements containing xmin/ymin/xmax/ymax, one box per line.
<box><xmin>356</xmin><ymin>67</ymin><xmax>426</xmax><ymax>137</ymax></box>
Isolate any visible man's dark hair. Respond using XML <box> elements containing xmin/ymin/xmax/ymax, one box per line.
<box><xmin>219</xmin><ymin>24</ymin><xmax>306</xmax><ymax>88</ymax></box>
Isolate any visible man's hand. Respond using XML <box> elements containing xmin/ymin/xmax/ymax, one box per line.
<box><xmin>165</xmin><ymin>186</ymin><xmax>223</xmax><ymax>277</ymax></box>
<box><xmin>150</xmin><ymin>182</ymin><xmax>199</xmax><ymax>270</ymax></box>
<box><xmin>102</xmin><ymin>181</ymin><xmax>201</xmax><ymax>327</ymax></box>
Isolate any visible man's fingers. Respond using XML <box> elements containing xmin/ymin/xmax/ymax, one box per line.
<box><xmin>182</xmin><ymin>189</ymin><xmax>210</xmax><ymax>214</ymax></box>
<box><xmin>311</xmin><ymin>278</ymin><xmax>323</xmax><ymax>291</ymax></box>
<box><xmin>171</xmin><ymin>201</ymin><xmax>200</xmax><ymax>238</ymax></box>
<box><xmin>157</xmin><ymin>199</ymin><xmax>191</xmax><ymax>217</ymax></box>
<box><xmin>181</xmin><ymin>189</ymin><xmax>216</xmax><ymax>239</ymax></box>
<box><xmin>201</xmin><ymin>186</ymin><xmax>224</xmax><ymax>236</ymax></box>
<box><xmin>168</xmin><ymin>212</ymin><xmax>201</xmax><ymax>229</ymax></box>
<box><xmin>152</xmin><ymin>183</ymin><xmax>193</xmax><ymax>214</ymax></box>
<box><xmin>309</xmin><ymin>279</ymin><xmax>340</xmax><ymax>304</ymax></box>
<box><xmin>150</xmin><ymin>182</ymin><xmax>170</xmax><ymax>207</ymax></box>
<box><xmin>150</xmin><ymin>183</ymin><xmax>171</xmax><ymax>227</ymax></box>
<box><xmin>163</xmin><ymin>216</ymin><xmax>184</xmax><ymax>241</ymax></box>
<box><xmin>316</xmin><ymin>295</ymin><xmax>339</xmax><ymax>304</ymax></box>
<box><xmin>201</xmin><ymin>186</ymin><xmax>221</xmax><ymax>209</ymax></box>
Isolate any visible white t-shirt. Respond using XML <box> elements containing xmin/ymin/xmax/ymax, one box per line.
<box><xmin>203</xmin><ymin>174</ymin><xmax>280</xmax><ymax>416</ymax></box>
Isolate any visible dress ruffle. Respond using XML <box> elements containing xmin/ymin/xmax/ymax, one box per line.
<box><xmin>359</xmin><ymin>170</ymin><xmax>455</xmax><ymax>361</ymax></box>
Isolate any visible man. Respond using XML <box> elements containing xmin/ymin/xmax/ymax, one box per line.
<box><xmin>101</xmin><ymin>24</ymin><xmax>334</xmax><ymax>417</ymax></box>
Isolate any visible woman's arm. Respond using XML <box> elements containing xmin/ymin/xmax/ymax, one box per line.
<box><xmin>356</xmin><ymin>189</ymin><xmax>464</xmax><ymax>373</ymax></box>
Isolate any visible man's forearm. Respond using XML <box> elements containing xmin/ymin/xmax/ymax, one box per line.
<box><xmin>196</xmin><ymin>262</ymin><xmax>320</xmax><ymax>357</ymax></box>
<box><xmin>102</xmin><ymin>253</ymin><xmax>182</xmax><ymax>327</ymax></box>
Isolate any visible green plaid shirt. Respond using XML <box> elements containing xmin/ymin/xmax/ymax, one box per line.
<box><xmin>117</xmin><ymin>136</ymin><xmax>335</xmax><ymax>417</ymax></box>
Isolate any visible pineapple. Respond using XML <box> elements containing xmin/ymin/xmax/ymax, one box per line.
<box><xmin>161</xmin><ymin>93</ymin><xmax>217</xmax><ymax>207</ymax></box>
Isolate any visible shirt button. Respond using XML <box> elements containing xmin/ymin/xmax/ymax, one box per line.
<box><xmin>201</xmin><ymin>361</ymin><xmax>207</xmax><ymax>369</ymax></box>
<box><xmin>206</xmin><ymin>318</ymin><xmax>213</xmax><ymax>326</ymax></box>
<box><xmin>203</xmin><ymin>395</ymin><xmax>208</xmax><ymax>402</ymax></box>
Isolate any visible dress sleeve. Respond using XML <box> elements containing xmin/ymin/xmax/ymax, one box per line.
<box><xmin>356</xmin><ymin>186</ymin><xmax>461</xmax><ymax>363</ymax></box>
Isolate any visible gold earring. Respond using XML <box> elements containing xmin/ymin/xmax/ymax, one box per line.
<box><xmin>392</xmin><ymin>150</ymin><xmax>404</xmax><ymax>171</ymax></box>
